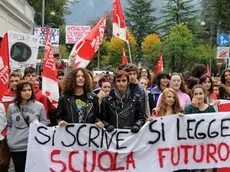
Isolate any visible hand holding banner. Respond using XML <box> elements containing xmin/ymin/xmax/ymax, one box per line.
<box><xmin>26</xmin><ymin>112</ymin><xmax>230</xmax><ymax>172</ymax></box>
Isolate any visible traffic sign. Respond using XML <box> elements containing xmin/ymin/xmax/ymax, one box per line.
<box><xmin>217</xmin><ymin>34</ymin><xmax>229</xmax><ymax>46</ymax></box>
<box><xmin>217</xmin><ymin>46</ymin><xmax>229</xmax><ymax>59</ymax></box>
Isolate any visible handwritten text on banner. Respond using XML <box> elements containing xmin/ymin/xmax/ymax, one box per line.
<box><xmin>65</xmin><ymin>25</ymin><xmax>91</xmax><ymax>44</ymax></box>
<box><xmin>25</xmin><ymin>112</ymin><xmax>230</xmax><ymax>172</ymax></box>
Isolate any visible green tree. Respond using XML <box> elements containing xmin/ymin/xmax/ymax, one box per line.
<box><xmin>27</xmin><ymin>0</ymin><xmax>79</xmax><ymax>27</ymax></box>
<box><xmin>125</xmin><ymin>0</ymin><xmax>157</xmax><ymax>61</ymax></box>
<box><xmin>163</xmin><ymin>24</ymin><xmax>197</xmax><ymax>72</ymax></box>
<box><xmin>211</xmin><ymin>0</ymin><xmax>230</xmax><ymax>33</ymax></box>
<box><xmin>192</xmin><ymin>44</ymin><xmax>219</xmax><ymax>75</ymax></box>
<box><xmin>160</xmin><ymin>0</ymin><xmax>199</xmax><ymax>35</ymax></box>
<box><xmin>87</xmin><ymin>12</ymin><xmax>113</xmax><ymax>41</ymax></box>
<box><xmin>107</xmin><ymin>31</ymin><xmax>136</xmax><ymax>68</ymax></box>
<box><xmin>200</xmin><ymin>0</ymin><xmax>218</xmax><ymax>45</ymax></box>
<box><xmin>87</xmin><ymin>39</ymin><xmax>110</xmax><ymax>70</ymax></box>
<box><xmin>142</xmin><ymin>34</ymin><xmax>162</xmax><ymax>66</ymax></box>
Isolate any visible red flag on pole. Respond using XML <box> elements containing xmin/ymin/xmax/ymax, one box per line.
<box><xmin>207</xmin><ymin>64</ymin><xmax>211</xmax><ymax>76</ymax></box>
<box><xmin>122</xmin><ymin>48</ymin><xmax>128</xmax><ymax>64</ymax></box>
<box><xmin>112</xmin><ymin>0</ymin><xmax>129</xmax><ymax>43</ymax></box>
<box><xmin>0</xmin><ymin>33</ymin><xmax>10</xmax><ymax>100</ymax></box>
<box><xmin>154</xmin><ymin>54</ymin><xmax>163</xmax><ymax>74</ymax></box>
<box><xmin>0</xmin><ymin>33</ymin><xmax>9</xmax><ymax>140</ymax></box>
<box><xmin>69</xmin><ymin>15</ymin><xmax>107</xmax><ymax>69</ymax></box>
<box><xmin>42</xmin><ymin>27</ymin><xmax>59</xmax><ymax>106</ymax></box>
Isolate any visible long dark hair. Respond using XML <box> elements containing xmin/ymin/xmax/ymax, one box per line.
<box><xmin>199</xmin><ymin>74</ymin><xmax>213</xmax><ymax>94</ymax></box>
<box><xmin>221</xmin><ymin>69</ymin><xmax>230</xmax><ymax>84</ymax></box>
<box><xmin>154</xmin><ymin>71</ymin><xmax>170</xmax><ymax>90</ymax></box>
<box><xmin>63</xmin><ymin>68</ymin><xmax>92</xmax><ymax>95</ymax></box>
<box><xmin>14</xmin><ymin>81</ymin><xmax>35</xmax><ymax>107</ymax></box>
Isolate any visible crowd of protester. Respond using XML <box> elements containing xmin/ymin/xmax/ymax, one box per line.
<box><xmin>1</xmin><ymin>63</ymin><xmax>230</xmax><ymax>172</ymax></box>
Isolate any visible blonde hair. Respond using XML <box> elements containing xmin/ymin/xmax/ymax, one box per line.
<box><xmin>158</xmin><ymin>88</ymin><xmax>183</xmax><ymax>116</ymax></box>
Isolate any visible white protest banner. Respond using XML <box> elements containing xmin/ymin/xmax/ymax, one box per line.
<box><xmin>8</xmin><ymin>31</ymin><xmax>40</xmax><ymax>69</ymax></box>
<box><xmin>33</xmin><ymin>27</ymin><xmax>59</xmax><ymax>46</ymax></box>
<box><xmin>217</xmin><ymin>46</ymin><xmax>229</xmax><ymax>59</ymax></box>
<box><xmin>25</xmin><ymin>112</ymin><xmax>230</xmax><ymax>172</ymax></box>
<box><xmin>65</xmin><ymin>25</ymin><xmax>91</xmax><ymax>44</ymax></box>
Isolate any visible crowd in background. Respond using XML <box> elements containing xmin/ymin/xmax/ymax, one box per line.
<box><xmin>1</xmin><ymin>63</ymin><xmax>230</xmax><ymax>172</ymax></box>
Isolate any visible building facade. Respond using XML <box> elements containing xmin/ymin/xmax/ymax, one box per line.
<box><xmin>0</xmin><ymin>0</ymin><xmax>35</xmax><ymax>37</ymax></box>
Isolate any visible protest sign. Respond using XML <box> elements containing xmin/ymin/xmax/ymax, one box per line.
<box><xmin>8</xmin><ymin>31</ymin><xmax>40</xmax><ymax>69</ymax></box>
<box><xmin>65</xmin><ymin>25</ymin><xmax>91</xmax><ymax>44</ymax></box>
<box><xmin>33</xmin><ymin>27</ymin><xmax>59</xmax><ymax>46</ymax></box>
<box><xmin>25</xmin><ymin>112</ymin><xmax>230</xmax><ymax>172</ymax></box>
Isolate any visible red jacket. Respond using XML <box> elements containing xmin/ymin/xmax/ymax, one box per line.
<box><xmin>35</xmin><ymin>90</ymin><xmax>56</xmax><ymax>118</ymax></box>
<box><xmin>1</xmin><ymin>89</ymin><xmax>15</xmax><ymax>113</ymax></box>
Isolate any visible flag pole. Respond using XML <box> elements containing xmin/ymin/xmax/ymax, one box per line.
<box><xmin>127</xmin><ymin>42</ymin><xmax>132</xmax><ymax>63</ymax></box>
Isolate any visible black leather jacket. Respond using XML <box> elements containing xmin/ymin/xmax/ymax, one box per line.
<box><xmin>56</xmin><ymin>92</ymin><xmax>99</xmax><ymax>124</ymax></box>
<box><xmin>100</xmin><ymin>88</ymin><xmax>145</xmax><ymax>129</ymax></box>
<box><xmin>129</xmin><ymin>83</ymin><xmax>146</xmax><ymax>116</ymax></box>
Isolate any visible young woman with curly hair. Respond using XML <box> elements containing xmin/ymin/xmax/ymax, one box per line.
<box><xmin>56</xmin><ymin>68</ymin><xmax>103</xmax><ymax>127</ymax></box>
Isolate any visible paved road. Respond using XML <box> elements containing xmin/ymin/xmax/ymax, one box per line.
<box><xmin>8</xmin><ymin>160</ymin><xmax>15</xmax><ymax>172</ymax></box>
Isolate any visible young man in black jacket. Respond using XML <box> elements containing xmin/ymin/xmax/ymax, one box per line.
<box><xmin>56</xmin><ymin>68</ymin><xmax>103</xmax><ymax>127</ymax></box>
<box><xmin>124</xmin><ymin>64</ymin><xmax>149</xmax><ymax>117</ymax></box>
<box><xmin>100</xmin><ymin>70</ymin><xmax>145</xmax><ymax>133</ymax></box>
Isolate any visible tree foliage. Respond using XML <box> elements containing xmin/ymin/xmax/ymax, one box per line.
<box><xmin>211</xmin><ymin>0</ymin><xmax>230</xmax><ymax>33</ymax></box>
<box><xmin>160</xmin><ymin>0</ymin><xmax>199</xmax><ymax>35</ymax></box>
<box><xmin>163</xmin><ymin>24</ymin><xmax>197</xmax><ymax>72</ymax></box>
<box><xmin>125</xmin><ymin>0</ymin><xmax>157</xmax><ymax>60</ymax></box>
<box><xmin>27</xmin><ymin>0</ymin><xmax>78</xmax><ymax>27</ymax></box>
<box><xmin>87</xmin><ymin>12</ymin><xmax>113</xmax><ymax>41</ymax></box>
<box><xmin>142</xmin><ymin>34</ymin><xmax>161</xmax><ymax>66</ymax></box>
<box><xmin>107</xmin><ymin>31</ymin><xmax>136</xmax><ymax>69</ymax></box>
<box><xmin>87</xmin><ymin>39</ymin><xmax>109</xmax><ymax>70</ymax></box>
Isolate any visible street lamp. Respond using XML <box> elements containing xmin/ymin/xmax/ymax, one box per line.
<box><xmin>50</xmin><ymin>11</ymin><xmax>56</xmax><ymax>16</ymax></box>
<box><xmin>42</xmin><ymin>0</ymin><xmax>55</xmax><ymax>26</ymax></box>
<box><xmin>200</xmin><ymin>21</ymin><xmax>206</xmax><ymax>26</ymax></box>
<box><xmin>200</xmin><ymin>21</ymin><xmax>213</xmax><ymax>75</ymax></box>
<box><xmin>42</xmin><ymin>0</ymin><xmax>45</xmax><ymax>26</ymax></box>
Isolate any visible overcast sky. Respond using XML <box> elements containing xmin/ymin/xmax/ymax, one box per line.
<box><xmin>65</xmin><ymin>0</ymin><xmax>201</xmax><ymax>25</ymax></box>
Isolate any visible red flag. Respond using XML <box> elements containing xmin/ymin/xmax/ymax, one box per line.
<box><xmin>0</xmin><ymin>33</ymin><xmax>10</xmax><ymax>100</ymax></box>
<box><xmin>207</xmin><ymin>64</ymin><xmax>211</xmax><ymax>76</ymax></box>
<box><xmin>112</xmin><ymin>0</ymin><xmax>129</xmax><ymax>43</ymax></box>
<box><xmin>42</xmin><ymin>27</ymin><xmax>59</xmax><ymax>106</ymax></box>
<box><xmin>122</xmin><ymin>48</ymin><xmax>128</xmax><ymax>64</ymax></box>
<box><xmin>69</xmin><ymin>15</ymin><xmax>107</xmax><ymax>68</ymax></box>
<box><xmin>218</xmin><ymin>100</ymin><xmax>230</xmax><ymax>112</ymax></box>
<box><xmin>154</xmin><ymin>54</ymin><xmax>163</xmax><ymax>74</ymax></box>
